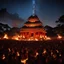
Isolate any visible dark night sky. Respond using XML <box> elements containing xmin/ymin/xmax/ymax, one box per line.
<box><xmin>0</xmin><ymin>0</ymin><xmax>64</xmax><ymax>27</ymax></box>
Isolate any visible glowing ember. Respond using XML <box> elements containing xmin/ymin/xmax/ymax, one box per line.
<box><xmin>35</xmin><ymin>38</ymin><xmax>38</xmax><ymax>41</ymax></box>
<box><xmin>3</xmin><ymin>34</ymin><xmax>9</xmax><ymax>39</ymax></box>
<box><xmin>40</xmin><ymin>35</ymin><xmax>43</xmax><ymax>38</ymax></box>
<box><xmin>23</xmin><ymin>35</ymin><xmax>25</xmax><ymax>38</ymax></box>
<box><xmin>53</xmin><ymin>54</ymin><xmax>56</xmax><ymax>59</ymax></box>
<box><xmin>51</xmin><ymin>51</ymin><xmax>53</xmax><ymax>56</ymax></box>
<box><xmin>2</xmin><ymin>54</ymin><xmax>5</xmax><ymax>60</ymax></box>
<box><xmin>57</xmin><ymin>34</ymin><xmax>62</xmax><ymax>39</ymax></box>
<box><xmin>12</xmin><ymin>34</ymin><xmax>21</xmax><ymax>41</ymax></box>
<box><xmin>21</xmin><ymin>58</ymin><xmax>28</xmax><ymax>64</ymax></box>
<box><xmin>17</xmin><ymin>51</ymin><xmax>20</xmax><ymax>56</ymax></box>
<box><xmin>43</xmin><ymin>49</ymin><xmax>47</xmax><ymax>54</ymax></box>
<box><xmin>8</xmin><ymin>48</ymin><xmax>11</xmax><ymax>52</ymax></box>
<box><xmin>59</xmin><ymin>54</ymin><xmax>62</xmax><ymax>57</ymax></box>
<box><xmin>44</xmin><ymin>36</ymin><xmax>51</xmax><ymax>40</ymax></box>
<box><xmin>35</xmin><ymin>52</ymin><xmax>39</xmax><ymax>57</ymax></box>
<box><xmin>56</xmin><ymin>50</ymin><xmax>59</xmax><ymax>53</ymax></box>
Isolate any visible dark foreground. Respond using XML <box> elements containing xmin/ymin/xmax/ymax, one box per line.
<box><xmin>0</xmin><ymin>39</ymin><xmax>64</xmax><ymax>64</ymax></box>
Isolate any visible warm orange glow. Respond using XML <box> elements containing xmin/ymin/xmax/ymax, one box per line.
<box><xmin>12</xmin><ymin>34</ymin><xmax>21</xmax><ymax>41</ymax></box>
<box><xmin>3</xmin><ymin>34</ymin><xmax>9</xmax><ymax>39</ymax></box>
<box><xmin>40</xmin><ymin>35</ymin><xmax>43</xmax><ymax>38</ymax></box>
<box><xmin>12</xmin><ymin>36</ymin><xmax>19</xmax><ymax>40</ymax></box>
<box><xmin>53</xmin><ymin>54</ymin><xmax>56</xmax><ymax>59</ymax></box>
<box><xmin>28</xmin><ymin>37</ymin><xmax>39</xmax><ymax>41</ymax></box>
<box><xmin>35</xmin><ymin>52</ymin><xmax>39</xmax><ymax>57</ymax></box>
<box><xmin>57</xmin><ymin>34</ymin><xmax>62</xmax><ymax>39</ymax></box>
<box><xmin>21</xmin><ymin>58</ymin><xmax>28</xmax><ymax>64</ymax></box>
<box><xmin>17</xmin><ymin>51</ymin><xmax>20</xmax><ymax>56</ymax></box>
<box><xmin>44</xmin><ymin>36</ymin><xmax>51</xmax><ymax>40</ymax></box>
<box><xmin>35</xmin><ymin>38</ymin><xmax>38</xmax><ymax>41</ymax></box>
<box><xmin>23</xmin><ymin>35</ymin><xmax>25</xmax><ymax>38</ymax></box>
<box><xmin>56</xmin><ymin>50</ymin><xmax>59</xmax><ymax>53</ymax></box>
<box><xmin>42</xmin><ymin>49</ymin><xmax>47</xmax><ymax>54</ymax></box>
<box><xmin>2</xmin><ymin>54</ymin><xmax>5</xmax><ymax>60</ymax></box>
<box><xmin>8</xmin><ymin>48</ymin><xmax>11</xmax><ymax>52</ymax></box>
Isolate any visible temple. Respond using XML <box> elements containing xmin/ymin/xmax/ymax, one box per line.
<box><xmin>20</xmin><ymin>0</ymin><xmax>46</xmax><ymax>41</ymax></box>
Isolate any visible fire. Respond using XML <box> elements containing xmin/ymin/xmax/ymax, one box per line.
<box><xmin>21</xmin><ymin>58</ymin><xmax>28</xmax><ymax>64</ymax></box>
<box><xmin>12</xmin><ymin>34</ymin><xmax>21</xmax><ymax>41</ymax></box>
<box><xmin>44</xmin><ymin>36</ymin><xmax>51</xmax><ymax>40</ymax></box>
<box><xmin>57</xmin><ymin>34</ymin><xmax>62</xmax><ymax>39</ymax></box>
<box><xmin>43</xmin><ymin>49</ymin><xmax>47</xmax><ymax>54</ymax></box>
<box><xmin>35</xmin><ymin>38</ymin><xmax>38</xmax><ymax>41</ymax></box>
<box><xmin>3</xmin><ymin>34</ymin><xmax>9</xmax><ymax>39</ymax></box>
<box><xmin>17</xmin><ymin>51</ymin><xmax>20</xmax><ymax>56</ymax></box>
<box><xmin>35</xmin><ymin>52</ymin><xmax>39</xmax><ymax>57</ymax></box>
<box><xmin>12</xmin><ymin>36</ymin><xmax>19</xmax><ymax>40</ymax></box>
<box><xmin>2</xmin><ymin>54</ymin><xmax>5</xmax><ymax>60</ymax></box>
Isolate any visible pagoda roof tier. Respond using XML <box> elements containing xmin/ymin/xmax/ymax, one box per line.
<box><xmin>28</xmin><ymin>15</ymin><xmax>39</xmax><ymax>20</ymax></box>
<box><xmin>28</xmin><ymin>15</ymin><xmax>40</xmax><ymax>22</ymax></box>
<box><xmin>20</xmin><ymin>28</ymin><xmax>46</xmax><ymax>33</ymax></box>
<box><xmin>22</xmin><ymin>25</ymin><xmax>44</xmax><ymax>28</ymax></box>
<box><xmin>24</xmin><ymin>23</ymin><xmax>42</xmax><ymax>27</ymax></box>
<box><xmin>25</xmin><ymin>21</ymin><xmax>42</xmax><ymax>24</ymax></box>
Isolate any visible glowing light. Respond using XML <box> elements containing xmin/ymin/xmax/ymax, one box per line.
<box><xmin>12</xmin><ymin>36</ymin><xmax>19</xmax><ymax>40</ymax></box>
<box><xmin>53</xmin><ymin>54</ymin><xmax>56</xmax><ymax>59</ymax></box>
<box><xmin>2</xmin><ymin>54</ymin><xmax>5</xmax><ymax>60</ymax></box>
<box><xmin>35</xmin><ymin>38</ymin><xmax>38</xmax><ymax>41</ymax></box>
<box><xmin>35</xmin><ymin>52</ymin><xmax>39</xmax><ymax>57</ymax></box>
<box><xmin>23</xmin><ymin>35</ymin><xmax>25</xmax><ymax>38</ymax></box>
<box><xmin>3</xmin><ymin>34</ymin><xmax>9</xmax><ymax>39</ymax></box>
<box><xmin>43</xmin><ymin>49</ymin><xmax>47</xmax><ymax>54</ymax></box>
<box><xmin>57</xmin><ymin>34</ymin><xmax>62</xmax><ymax>39</ymax></box>
<box><xmin>8</xmin><ymin>48</ymin><xmax>11</xmax><ymax>52</ymax></box>
<box><xmin>51</xmin><ymin>51</ymin><xmax>53</xmax><ymax>56</ymax></box>
<box><xmin>56</xmin><ymin>50</ymin><xmax>59</xmax><ymax>53</ymax></box>
<box><xmin>12</xmin><ymin>34</ymin><xmax>21</xmax><ymax>41</ymax></box>
<box><xmin>17</xmin><ymin>51</ymin><xmax>20</xmax><ymax>56</ymax></box>
<box><xmin>21</xmin><ymin>58</ymin><xmax>28</xmax><ymax>64</ymax></box>
<box><xmin>59</xmin><ymin>54</ymin><xmax>62</xmax><ymax>57</ymax></box>
<box><xmin>40</xmin><ymin>35</ymin><xmax>43</xmax><ymax>38</ymax></box>
<box><xmin>44</xmin><ymin>36</ymin><xmax>51</xmax><ymax>40</ymax></box>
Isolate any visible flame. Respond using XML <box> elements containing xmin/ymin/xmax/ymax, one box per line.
<box><xmin>3</xmin><ymin>34</ymin><xmax>9</xmax><ymax>39</ymax></box>
<box><xmin>43</xmin><ymin>49</ymin><xmax>47</xmax><ymax>54</ymax></box>
<box><xmin>2</xmin><ymin>54</ymin><xmax>5</xmax><ymax>60</ymax></box>
<box><xmin>21</xmin><ymin>58</ymin><xmax>28</xmax><ymax>64</ymax></box>
<box><xmin>44</xmin><ymin>36</ymin><xmax>51</xmax><ymax>40</ymax></box>
<box><xmin>8</xmin><ymin>48</ymin><xmax>11</xmax><ymax>52</ymax></box>
<box><xmin>57</xmin><ymin>34</ymin><xmax>62</xmax><ymax>39</ymax></box>
<box><xmin>12</xmin><ymin>34</ymin><xmax>21</xmax><ymax>41</ymax></box>
<box><xmin>17</xmin><ymin>51</ymin><xmax>20</xmax><ymax>56</ymax></box>
<box><xmin>35</xmin><ymin>38</ymin><xmax>38</xmax><ymax>41</ymax></box>
<box><xmin>35</xmin><ymin>52</ymin><xmax>39</xmax><ymax>57</ymax></box>
<box><xmin>12</xmin><ymin>36</ymin><xmax>19</xmax><ymax>40</ymax></box>
<box><xmin>40</xmin><ymin>35</ymin><xmax>43</xmax><ymax>38</ymax></box>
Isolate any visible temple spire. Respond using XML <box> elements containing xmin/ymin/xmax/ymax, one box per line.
<box><xmin>32</xmin><ymin>0</ymin><xmax>36</xmax><ymax>16</ymax></box>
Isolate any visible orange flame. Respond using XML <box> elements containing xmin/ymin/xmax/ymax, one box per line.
<box><xmin>57</xmin><ymin>34</ymin><xmax>62</xmax><ymax>39</ymax></box>
<box><xmin>21</xmin><ymin>58</ymin><xmax>28</xmax><ymax>64</ymax></box>
<box><xmin>44</xmin><ymin>36</ymin><xmax>51</xmax><ymax>40</ymax></box>
<box><xmin>3</xmin><ymin>34</ymin><xmax>9</xmax><ymax>39</ymax></box>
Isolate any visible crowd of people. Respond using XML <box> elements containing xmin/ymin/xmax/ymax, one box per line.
<box><xmin>0</xmin><ymin>40</ymin><xmax>64</xmax><ymax>64</ymax></box>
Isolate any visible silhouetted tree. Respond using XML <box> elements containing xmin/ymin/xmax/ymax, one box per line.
<box><xmin>44</xmin><ymin>25</ymin><xmax>56</xmax><ymax>37</ymax></box>
<box><xmin>56</xmin><ymin>15</ymin><xmax>64</xmax><ymax>25</ymax></box>
<box><xmin>55</xmin><ymin>15</ymin><xmax>64</xmax><ymax>36</ymax></box>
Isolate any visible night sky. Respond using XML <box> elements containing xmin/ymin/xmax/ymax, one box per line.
<box><xmin>0</xmin><ymin>0</ymin><xmax>64</xmax><ymax>27</ymax></box>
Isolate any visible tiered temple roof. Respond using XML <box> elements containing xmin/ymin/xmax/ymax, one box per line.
<box><xmin>20</xmin><ymin>15</ymin><xmax>46</xmax><ymax>41</ymax></box>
